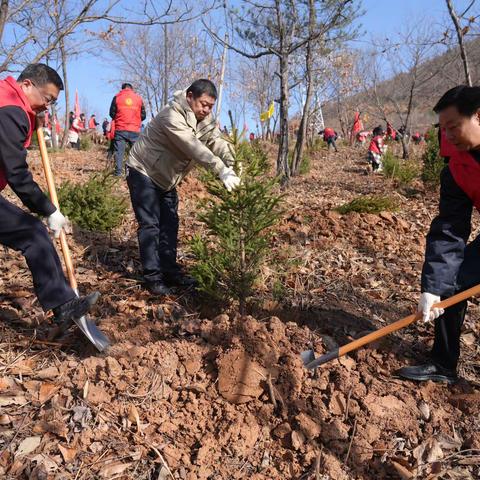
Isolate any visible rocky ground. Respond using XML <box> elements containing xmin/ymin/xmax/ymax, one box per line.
<box><xmin>0</xmin><ymin>141</ymin><xmax>479</xmax><ymax>479</ymax></box>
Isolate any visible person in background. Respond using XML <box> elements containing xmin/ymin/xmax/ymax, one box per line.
<box><xmin>412</xmin><ymin>131</ymin><xmax>423</xmax><ymax>144</ymax></box>
<box><xmin>367</xmin><ymin>126</ymin><xmax>387</xmax><ymax>173</ymax></box>
<box><xmin>67</xmin><ymin>113</ymin><xmax>86</xmax><ymax>150</ymax></box>
<box><xmin>102</xmin><ymin>118</ymin><xmax>109</xmax><ymax>137</ymax></box>
<box><xmin>109</xmin><ymin>83</ymin><xmax>146</xmax><ymax>176</ymax></box>
<box><xmin>356</xmin><ymin>130</ymin><xmax>370</xmax><ymax>145</ymax></box>
<box><xmin>0</xmin><ymin>63</ymin><xmax>99</xmax><ymax>335</ymax></box>
<box><xmin>386</xmin><ymin>122</ymin><xmax>396</xmax><ymax>141</ymax></box>
<box><xmin>88</xmin><ymin>114</ymin><xmax>99</xmax><ymax>130</ymax></box>
<box><xmin>321</xmin><ymin>127</ymin><xmax>338</xmax><ymax>152</ymax></box>
<box><xmin>106</xmin><ymin>120</ymin><xmax>115</xmax><ymax>161</ymax></box>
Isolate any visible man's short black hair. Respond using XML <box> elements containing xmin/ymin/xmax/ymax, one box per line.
<box><xmin>17</xmin><ymin>63</ymin><xmax>64</xmax><ymax>90</ymax></box>
<box><xmin>434</xmin><ymin>85</ymin><xmax>480</xmax><ymax>116</ymax></box>
<box><xmin>122</xmin><ymin>83</ymin><xmax>133</xmax><ymax>89</ymax></box>
<box><xmin>187</xmin><ymin>79</ymin><xmax>217</xmax><ymax>99</ymax></box>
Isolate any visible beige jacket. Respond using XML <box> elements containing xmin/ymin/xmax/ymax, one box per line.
<box><xmin>127</xmin><ymin>89</ymin><xmax>234</xmax><ymax>191</ymax></box>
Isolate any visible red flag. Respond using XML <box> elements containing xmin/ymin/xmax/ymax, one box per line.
<box><xmin>74</xmin><ymin>89</ymin><xmax>81</xmax><ymax>118</ymax></box>
<box><xmin>54</xmin><ymin>115</ymin><xmax>61</xmax><ymax>134</ymax></box>
<box><xmin>350</xmin><ymin>112</ymin><xmax>363</xmax><ymax>144</ymax></box>
<box><xmin>44</xmin><ymin>110</ymin><xmax>50</xmax><ymax>128</ymax></box>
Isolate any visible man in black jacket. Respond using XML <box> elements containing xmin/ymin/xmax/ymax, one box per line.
<box><xmin>0</xmin><ymin>64</ymin><xmax>99</xmax><ymax>330</ymax></box>
<box><xmin>397</xmin><ymin>85</ymin><xmax>480</xmax><ymax>384</ymax></box>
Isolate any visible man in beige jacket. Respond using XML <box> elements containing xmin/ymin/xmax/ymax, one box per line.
<box><xmin>126</xmin><ymin>79</ymin><xmax>240</xmax><ymax>295</ymax></box>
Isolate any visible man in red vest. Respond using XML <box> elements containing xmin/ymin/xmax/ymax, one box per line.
<box><xmin>397</xmin><ymin>85</ymin><xmax>480</xmax><ymax>384</ymax></box>
<box><xmin>322</xmin><ymin>127</ymin><xmax>338</xmax><ymax>152</ymax></box>
<box><xmin>109</xmin><ymin>83</ymin><xmax>146</xmax><ymax>176</ymax></box>
<box><xmin>0</xmin><ymin>64</ymin><xmax>99</xmax><ymax>333</ymax></box>
<box><xmin>88</xmin><ymin>114</ymin><xmax>98</xmax><ymax>130</ymax></box>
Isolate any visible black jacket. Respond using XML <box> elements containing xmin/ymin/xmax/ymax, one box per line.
<box><xmin>0</xmin><ymin>106</ymin><xmax>56</xmax><ymax>216</ymax></box>
<box><xmin>421</xmin><ymin>152</ymin><xmax>480</xmax><ymax>296</ymax></box>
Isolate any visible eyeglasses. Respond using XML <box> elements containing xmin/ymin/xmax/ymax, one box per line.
<box><xmin>30</xmin><ymin>80</ymin><xmax>57</xmax><ymax>106</ymax></box>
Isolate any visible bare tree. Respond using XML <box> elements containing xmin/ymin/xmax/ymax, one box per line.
<box><xmin>206</xmin><ymin>0</ymin><xmax>359</xmax><ymax>183</ymax></box>
<box><xmin>290</xmin><ymin>0</ymin><xmax>359</xmax><ymax>175</ymax></box>
<box><xmin>445</xmin><ymin>0</ymin><xmax>477</xmax><ymax>86</ymax></box>
<box><xmin>101</xmin><ymin>22</ymin><xmax>222</xmax><ymax>118</ymax></box>
<box><xmin>234</xmin><ymin>56</ymin><xmax>278</xmax><ymax>139</ymax></box>
<box><xmin>381</xmin><ymin>25</ymin><xmax>447</xmax><ymax>158</ymax></box>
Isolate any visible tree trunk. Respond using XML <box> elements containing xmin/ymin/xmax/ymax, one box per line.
<box><xmin>216</xmin><ymin>33</ymin><xmax>228</xmax><ymax>119</ymax></box>
<box><xmin>337</xmin><ymin>97</ymin><xmax>347</xmax><ymax>137</ymax></box>
<box><xmin>400</xmin><ymin>134</ymin><xmax>409</xmax><ymax>160</ymax></box>
<box><xmin>446</xmin><ymin>0</ymin><xmax>472</xmax><ymax>86</ymax></box>
<box><xmin>50</xmin><ymin>104</ymin><xmax>58</xmax><ymax>149</ymax></box>
<box><xmin>277</xmin><ymin>54</ymin><xmax>290</xmax><ymax>183</ymax></box>
<box><xmin>59</xmin><ymin>39</ymin><xmax>70</xmax><ymax>148</ymax></box>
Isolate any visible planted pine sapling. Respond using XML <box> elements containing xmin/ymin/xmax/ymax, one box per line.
<box><xmin>190</xmin><ymin>131</ymin><xmax>283</xmax><ymax>315</ymax></box>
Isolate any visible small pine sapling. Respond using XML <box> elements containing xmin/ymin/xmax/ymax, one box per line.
<box><xmin>190</xmin><ymin>126</ymin><xmax>283</xmax><ymax>314</ymax></box>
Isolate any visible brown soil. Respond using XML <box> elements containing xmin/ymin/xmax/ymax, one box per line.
<box><xmin>0</xmin><ymin>143</ymin><xmax>479</xmax><ymax>479</ymax></box>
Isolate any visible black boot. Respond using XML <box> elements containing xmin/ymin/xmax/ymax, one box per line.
<box><xmin>145</xmin><ymin>281</ymin><xmax>172</xmax><ymax>296</ymax></box>
<box><xmin>395</xmin><ymin>362</ymin><xmax>458</xmax><ymax>384</ymax></box>
<box><xmin>52</xmin><ymin>292</ymin><xmax>100</xmax><ymax>325</ymax></box>
<box><xmin>163</xmin><ymin>272</ymin><xmax>198</xmax><ymax>288</ymax></box>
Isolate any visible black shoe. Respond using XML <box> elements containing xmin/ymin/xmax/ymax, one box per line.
<box><xmin>145</xmin><ymin>281</ymin><xmax>172</xmax><ymax>296</ymax></box>
<box><xmin>395</xmin><ymin>362</ymin><xmax>458</xmax><ymax>384</ymax></box>
<box><xmin>52</xmin><ymin>292</ymin><xmax>100</xmax><ymax>325</ymax></box>
<box><xmin>163</xmin><ymin>273</ymin><xmax>198</xmax><ymax>288</ymax></box>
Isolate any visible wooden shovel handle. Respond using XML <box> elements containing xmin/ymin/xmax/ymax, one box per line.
<box><xmin>306</xmin><ymin>282</ymin><xmax>480</xmax><ymax>370</ymax></box>
<box><xmin>37</xmin><ymin>126</ymin><xmax>78</xmax><ymax>291</ymax></box>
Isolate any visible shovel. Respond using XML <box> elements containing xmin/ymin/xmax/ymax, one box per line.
<box><xmin>37</xmin><ymin>126</ymin><xmax>110</xmax><ymax>352</ymax></box>
<box><xmin>302</xmin><ymin>282</ymin><xmax>480</xmax><ymax>370</ymax></box>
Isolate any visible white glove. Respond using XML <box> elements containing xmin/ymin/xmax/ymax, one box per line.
<box><xmin>418</xmin><ymin>292</ymin><xmax>444</xmax><ymax>324</ymax></box>
<box><xmin>219</xmin><ymin>167</ymin><xmax>241</xmax><ymax>192</ymax></box>
<box><xmin>47</xmin><ymin>209</ymin><xmax>67</xmax><ymax>238</ymax></box>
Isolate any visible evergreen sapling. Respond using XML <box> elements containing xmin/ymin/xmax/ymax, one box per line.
<box><xmin>190</xmin><ymin>133</ymin><xmax>283</xmax><ymax>314</ymax></box>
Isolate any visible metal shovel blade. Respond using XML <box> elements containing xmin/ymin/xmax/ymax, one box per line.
<box><xmin>300</xmin><ymin>349</ymin><xmax>316</xmax><ymax>365</ymax></box>
<box><xmin>74</xmin><ymin>315</ymin><xmax>110</xmax><ymax>352</ymax></box>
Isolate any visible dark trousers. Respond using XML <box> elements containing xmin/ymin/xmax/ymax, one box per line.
<box><xmin>126</xmin><ymin>167</ymin><xmax>180</xmax><ymax>283</ymax></box>
<box><xmin>326</xmin><ymin>137</ymin><xmax>338</xmax><ymax>152</ymax></box>
<box><xmin>432</xmin><ymin>235</ymin><xmax>480</xmax><ymax>370</ymax></box>
<box><xmin>113</xmin><ymin>130</ymin><xmax>139</xmax><ymax>176</ymax></box>
<box><xmin>0</xmin><ymin>196</ymin><xmax>75</xmax><ymax>310</ymax></box>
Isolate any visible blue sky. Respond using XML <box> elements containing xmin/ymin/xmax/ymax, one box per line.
<box><xmin>20</xmin><ymin>0</ymin><xmax>478</xmax><ymax>126</ymax></box>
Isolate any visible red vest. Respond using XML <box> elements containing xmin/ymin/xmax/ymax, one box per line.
<box><xmin>107</xmin><ymin>120</ymin><xmax>115</xmax><ymax>140</ymax></box>
<box><xmin>368</xmin><ymin>135</ymin><xmax>383</xmax><ymax>154</ymax></box>
<box><xmin>70</xmin><ymin>118</ymin><xmax>85</xmax><ymax>133</ymax></box>
<box><xmin>88</xmin><ymin>117</ymin><xmax>96</xmax><ymax>129</ymax></box>
<box><xmin>113</xmin><ymin>88</ymin><xmax>143</xmax><ymax>132</ymax></box>
<box><xmin>323</xmin><ymin>127</ymin><xmax>335</xmax><ymax>139</ymax></box>
<box><xmin>0</xmin><ymin>77</ymin><xmax>36</xmax><ymax>191</ymax></box>
<box><xmin>449</xmin><ymin>149</ymin><xmax>480</xmax><ymax>212</ymax></box>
